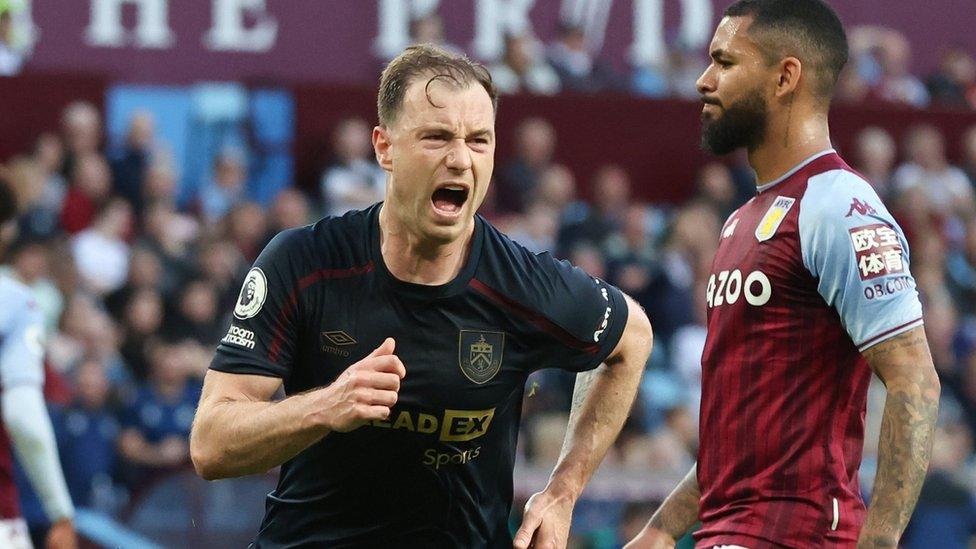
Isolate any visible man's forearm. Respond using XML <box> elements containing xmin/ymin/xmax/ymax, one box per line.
<box><xmin>546</xmin><ymin>357</ymin><xmax>644</xmax><ymax>499</ymax></box>
<box><xmin>646</xmin><ymin>464</ymin><xmax>700</xmax><ymax>539</ymax></box>
<box><xmin>191</xmin><ymin>393</ymin><xmax>328</xmax><ymax>479</ymax></box>
<box><xmin>860</xmin><ymin>380</ymin><xmax>939</xmax><ymax>547</ymax></box>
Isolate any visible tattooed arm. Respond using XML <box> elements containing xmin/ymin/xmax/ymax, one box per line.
<box><xmin>858</xmin><ymin>326</ymin><xmax>940</xmax><ymax>548</ymax></box>
<box><xmin>624</xmin><ymin>465</ymin><xmax>700</xmax><ymax>548</ymax></box>
<box><xmin>514</xmin><ymin>295</ymin><xmax>652</xmax><ymax>549</ymax></box>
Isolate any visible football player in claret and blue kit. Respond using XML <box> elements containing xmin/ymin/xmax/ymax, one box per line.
<box><xmin>190</xmin><ymin>44</ymin><xmax>654</xmax><ymax>548</ymax></box>
<box><xmin>627</xmin><ymin>1</ymin><xmax>940</xmax><ymax>548</ymax></box>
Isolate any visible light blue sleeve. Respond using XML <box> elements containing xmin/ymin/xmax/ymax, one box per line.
<box><xmin>798</xmin><ymin>170</ymin><xmax>924</xmax><ymax>351</ymax></box>
<box><xmin>0</xmin><ymin>281</ymin><xmax>45</xmax><ymax>389</ymax></box>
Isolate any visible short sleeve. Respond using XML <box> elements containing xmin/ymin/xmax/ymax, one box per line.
<box><xmin>0</xmin><ymin>297</ymin><xmax>45</xmax><ymax>390</ymax></box>
<box><xmin>799</xmin><ymin>170</ymin><xmax>924</xmax><ymax>352</ymax></box>
<box><xmin>526</xmin><ymin>254</ymin><xmax>629</xmax><ymax>372</ymax></box>
<box><xmin>209</xmin><ymin>229</ymin><xmax>308</xmax><ymax>379</ymax></box>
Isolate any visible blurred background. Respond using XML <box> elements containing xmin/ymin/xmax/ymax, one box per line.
<box><xmin>1</xmin><ymin>1</ymin><xmax>975</xmax><ymax>547</ymax></box>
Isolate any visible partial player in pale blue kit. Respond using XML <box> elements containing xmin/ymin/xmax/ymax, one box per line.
<box><xmin>0</xmin><ymin>178</ymin><xmax>77</xmax><ymax>549</ymax></box>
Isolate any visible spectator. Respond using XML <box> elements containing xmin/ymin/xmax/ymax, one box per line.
<box><xmin>408</xmin><ymin>13</ymin><xmax>463</xmax><ymax>57</ymax></box>
<box><xmin>110</xmin><ymin>111</ymin><xmax>156</xmax><ymax>212</ymax></box>
<box><xmin>962</xmin><ymin>125</ymin><xmax>976</xmax><ymax>189</ymax></box>
<box><xmin>70</xmin><ymin>198</ymin><xmax>132</xmax><ymax>296</ymax></box>
<box><xmin>51</xmin><ymin>359</ymin><xmax>121</xmax><ymax>510</ymax></box>
<box><xmin>139</xmin><ymin>202</ymin><xmax>196</xmax><ymax>286</ymax></box>
<box><xmin>506</xmin><ymin>203</ymin><xmax>559</xmax><ymax>254</ymax></box>
<box><xmin>22</xmin><ymin>133</ymin><xmax>67</xmax><ymax>237</ymax></box>
<box><xmin>853</xmin><ymin>126</ymin><xmax>898</xmax><ymax>199</ymax></box>
<box><xmin>268</xmin><ymin>187</ymin><xmax>312</xmax><ymax>236</ymax></box>
<box><xmin>694</xmin><ymin>162</ymin><xmax>741</xmax><ymax>220</ymax></box>
<box><xmin>105</xmin><ymin>245</ymin><xmax>164</xmax><ymax>317</ymax></box>
<box><xmin>223</xmin><ymin>202</ymin><xmax>268</xmax><ymax>262</ymax></box>
<box><xmin>558</xmin><ymin>164</ymin><xmax>631</xmax><ymax>252</ymax></box>
<box><xmin>194</xmin><ymin>238</ymin><xmax>246</xmax><ymax>313</ymax></box>
<box><xmin>46</xmin><ymin>294</ymin><xmax>103</xmax><ymax>373</ymax></box>
<box><xmin>320</xmin><ymin>118</ymin><xmax>386</xmax><ymax>217</ymax></box>
<box><xmin>533</xmin><ymin>164</ymin><xmax>587</xmax><ymax>226</ymax></box>
<box><xmin>164</xmin><ymin>279</ymin><xmax>222</xmax><ymax>347</ymax></box>
<box><xmin>894</xmin><ymin>125</ymin><xmax>976</xmax><ymax>229</ymax></box>
<box><xmin>60</xmin><ymin>153</ymin><xmax>112</xmax><ymax>234</ymax></box>
<box><xmin>927</xmin><ymin>47</ymin><xmax>976</xmax><ymax>110</ymax></box>
<box><xmin>119</xmin><ymin>289</ymin><xmax>164</xmax><ymax>382</ymax></box>
<box><xmin>60</xmin><ymin>101</ymin><xmax>103</xmax><ymax>180</ymax></box>
<box><xmin>946</xmin><ymin>219</ymin><xmax>976</xmax><ymax>317</ymax></box>
<box><xmin>488</xmin><ymin>34</ymin><xmax>561</xmax><ymax>96</ymax></box>
<box><xmin>197</xmin><ymin>148</ymin><xmax>247</xmax><ymax>225</ymax></box>
<box><xmin>605</xmin><ymin>205</ymin><xmax>659</xmax><ymax>311</ymax></box>
<box><xmin>494</xmin><ymin>118</ymin><xmax>556</xmax><ymax>215</ymax></box>
<box><xmin>568</xmin><ymin>243</ymin><xmax>607</xmax><ymax>280</ymax></box>
<box><xmin>646</xmin><ymin>202</ymin><xmax>719</xmax><ymax>341</ymax></box>
<box><xmin>547</xmin><ymin>22</ymin><xmax>620</xmax><ymax>93</ymax></box>
<box><xmin>117</xmin><ymin>341</ymin><xmax>200</xmax><ymax>488</ymax></box>
<box><xmin>875</xmin><ymin>30</ymin><xmax>930</xmax><ymax>108</ymax></box>
<box><xmin>142</xmin><ymin>156</ymin><xmax>179</xmax><ymax>209</ymax></box>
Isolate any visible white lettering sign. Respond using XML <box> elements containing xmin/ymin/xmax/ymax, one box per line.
<box><xmin>204</xmin><ymin>0</ymin><xmax>278</xmax><ymax>53</ymax></box>
<box><xmin>85</xmin><ymin>0</ymin><xmax>175</xmax><ymax>49</ymax></box>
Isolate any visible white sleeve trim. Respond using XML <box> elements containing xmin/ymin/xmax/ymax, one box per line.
<box><xmin>1</xmin><ymin>384</ymin><xmax>75</xmax><ymax>521</ymax></box>
<box><xmin>857</xmin><ymin>318</ymin><xmax>925</xmax><ymax>352</ymax></box>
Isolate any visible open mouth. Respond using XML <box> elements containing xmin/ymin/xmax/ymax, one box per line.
<box><xmin>431</xmin><ymin>185</ymin><xmax>470</xmax><ymax>216</ymax></box>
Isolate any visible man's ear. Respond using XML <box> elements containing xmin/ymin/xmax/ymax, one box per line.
<box><xmin>775</xmin><ymin>57</ymin><xmax>802</xmax><ymax>98</ymax></box>
<box><xmin>373</xmin><ymin>126</ymin><xmax>393</xmax><ymax>172</ymax></box>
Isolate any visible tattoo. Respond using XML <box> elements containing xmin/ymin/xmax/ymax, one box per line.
<box><xmin>860</xmin><ymin>328</ymin><xmax>940</xmax><ymax>546</ymax></box>
<box><xmin>649</xmin><ymin>465</ymin><xmax>700</xmax><ymax>539</ymax></box>
<box><xmin>783</xmin><ymin>94</ymin><xmax>795</xmax><ymax>147</ymax></box>
<box><xmin>860</xmin><ymin>329</ymin><xmax>926</xmax><ymax>363</ymax></box>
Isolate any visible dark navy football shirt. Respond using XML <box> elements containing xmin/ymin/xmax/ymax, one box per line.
<box><xmin>210</xmin><ymin>204</ymin><xmax>629</xmax><ymax>548</ymax></box>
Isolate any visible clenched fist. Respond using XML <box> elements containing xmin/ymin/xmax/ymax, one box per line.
<box><xmin>307</xmin><ymin>338</ymin><xmax>406</xmax><ymax>433</ymax></box>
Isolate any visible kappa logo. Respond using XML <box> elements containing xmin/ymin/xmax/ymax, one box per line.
<box><xmin>846</xmin><ymin>198</ymin><xmax>878</xmax><ymax>218</ymax></box>
<box><xmin>755</xmin><ymin>196</ymin><xmax>796</xmax><ymax>242</ymax></box>
<box><xmin>234</xmin><ymin>268</ymin><xmax>267</xmax><ymax>320</ymax></box>
<box><xmin>458</xmin><ymin>330</ymin><xmax>504</xmax><ymax>384</ymax></box>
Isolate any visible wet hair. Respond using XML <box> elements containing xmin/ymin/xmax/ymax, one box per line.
<box><xmin>725</xmin><ymin>0</ymin><xmax>849</xmax><ymax>99</ymax></box>
<box><xmin>377</xmin><ymin>43</ymin><xmax>498</xmax><ymax>127</ymax></box>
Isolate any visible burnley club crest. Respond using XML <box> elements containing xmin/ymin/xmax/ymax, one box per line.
<box><xmin>458</xmin><ymin>330</ymin><xmax>505</xmax><ymax>384</ymax></box>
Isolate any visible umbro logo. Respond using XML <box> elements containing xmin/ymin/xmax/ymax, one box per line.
<box><xmin>321</xmin><ymin>331</ymin><xmax>357</xmax><ymax>357</ymax></box>
<box><xmin>322</xmin><ymin>331</ymin><xmax>357</xmax><ymax>346</ymax></box>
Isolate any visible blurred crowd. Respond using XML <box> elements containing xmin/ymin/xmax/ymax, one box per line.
<box><xmin>4</xmin><ymin>96</ymin><xmax>976</xmax><ymax>546</ymax></box>
<box><xmin>404</xmin><ymin>13</ymin><xmax>976</xmax><ymax>111</ymax></box>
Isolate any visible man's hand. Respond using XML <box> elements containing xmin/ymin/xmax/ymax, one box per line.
<box><xmin>45</xmin><ymin>518</ymin><xmax>78</xmax><ymax>549</ymax></box>
<box><xmin>513</xmin><ymin>489</ymin><xmax>575</xmax><ymax>549</ymax></box>
<box><xmin>307</xmin><ymin>337</ymin><xmax>406</xmax><ymax>433</ymax></box>
<box><xmin>623</xmin><ymin>526</ymin><xmax>676</xmax><ymax>549</ymax></box>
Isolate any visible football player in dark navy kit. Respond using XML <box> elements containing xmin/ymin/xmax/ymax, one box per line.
<box><xmin>190</xmin><ymin>44</ymin><xmax>654</xmax><ymax>549</ymax></box>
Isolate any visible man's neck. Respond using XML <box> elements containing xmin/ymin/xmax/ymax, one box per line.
<box><xmin>379</xmin><ymin>206</ymin><xmax>473</xmax><ymax>286</ymax></box>
<box><xmin>748</xmin><ymin>107</ymin><xmax>832</xmax><ymax>186</ymax></box>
